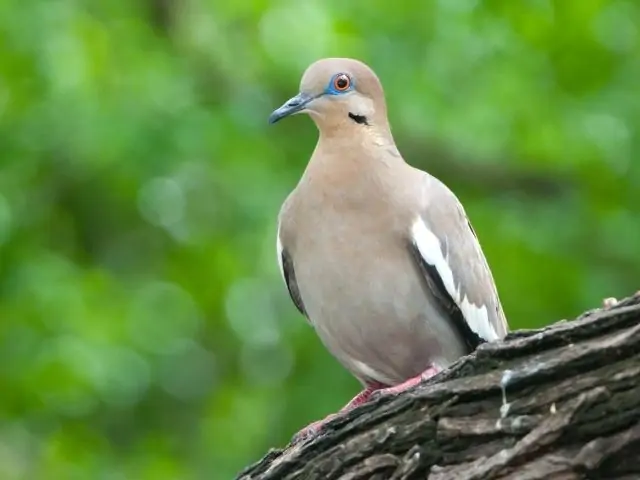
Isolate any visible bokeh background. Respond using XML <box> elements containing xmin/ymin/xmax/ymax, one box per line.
<box><xmin>1</xmin><ymin>0</ymin><xmax>639</xmax><ymax>478</ymax></box>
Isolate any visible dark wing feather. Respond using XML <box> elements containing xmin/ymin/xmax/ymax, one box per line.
<box><xmin>409</xmin><ymin>241</ymin><xmax>485</xmax><ymax>352</ymax></box>
<box><xmin>280</xmin><ymin>248</ymin><xmax>308</xmax><ymax>319</ymax></box>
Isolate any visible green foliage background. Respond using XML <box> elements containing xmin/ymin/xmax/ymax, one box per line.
<box><xmin>1</xmin><ymin>0</ymin><xmax>638</xmax><ymax>478</ymax></box>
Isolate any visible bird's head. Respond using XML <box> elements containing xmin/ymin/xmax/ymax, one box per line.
<box><xmin>269</xmin><ymin>58</ymin><xmax>389</xmax><ymax>133</ymax></box>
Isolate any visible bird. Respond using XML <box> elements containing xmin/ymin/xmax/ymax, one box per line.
<box><xmin>268</xmin><ymin>58</ymin><xmax>509</xmax><ymax>442</ymax></box>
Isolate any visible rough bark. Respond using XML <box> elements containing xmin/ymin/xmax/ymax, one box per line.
<box><xmin>236</xmin><ymin>293</ymin><xmax>640</xmax><ymax>480</ymax></box>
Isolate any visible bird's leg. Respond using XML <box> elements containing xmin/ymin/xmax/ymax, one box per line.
<box><xmin>370</xmin><ymin>365</ymin><xmax>441</xmax><ymax>398</ymax></box>
<box><xmin>342</xmin><ymin>382</ymin><xmax>384</xmax><ymax>408</ymax></box>
<box><xmin>292</xmin><ymin>366</ymin><xmax>442</xmax><ymax>443</ymax></box>
<box><xmin>291</xmin><ymin>384</ymin><xmax>382</xmax><ymax>443</ymax></box>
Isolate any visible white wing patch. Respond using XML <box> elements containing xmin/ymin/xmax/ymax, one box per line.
<box><xmin>411</xmin><ymin>216</ymin><xmax>499</xmax><ymax>342</ymax></box>
<box><xmin>276</xmin><ymin>223</ymin><xmax>285</xmax><ymax>282</ymax></box>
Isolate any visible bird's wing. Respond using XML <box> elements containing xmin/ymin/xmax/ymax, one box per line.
<box><xmin>276</xmin><ymin>220</ymin><xmax>309</xmax><ymax>321</ymax></box>
<box><xmin>408</xmin><ymin>173</ymin><xmax>508</xmax><ymax>351</ymax></box>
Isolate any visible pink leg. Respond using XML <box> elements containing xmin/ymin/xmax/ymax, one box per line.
<box><xmin>342</xmin><ymin>383</ymin><xmax>383</xmax><ymax>409</ymax></box>
<box><xmin>292</xmin><ymin>384</ymin><xmax>381</xmax><ymax>443</ymax></box>
<box><xmin>292</xmin><ymin>366</ymin><xmax>440</xmax><ymax>443</ymax></box>
<box><xmin>371</xmin><ymin>365</ymin><xmax>441</xmax><ymax>398</ymax></box>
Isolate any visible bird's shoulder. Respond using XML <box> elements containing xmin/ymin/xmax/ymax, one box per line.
<box><xmin>397</xmin><ymin>166</ymin><xmax>467</xmax><ymax>232</ymax></box>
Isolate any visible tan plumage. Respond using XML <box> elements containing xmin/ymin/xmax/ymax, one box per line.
<box><xmin>270</xmin><ymin>58</ymin><xmax>508</xmax><ymax>441</ymax></box>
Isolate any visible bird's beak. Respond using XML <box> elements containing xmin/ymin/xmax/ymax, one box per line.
<box><xmin>269</xmin><ymin>92</ymin><xmax>316</xmax><ymax>124</ymax></box>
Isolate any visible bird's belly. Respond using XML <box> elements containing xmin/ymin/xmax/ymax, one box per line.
<box><xmin>294</xmin><ymin>243</ymin><xmax>451</xmax><ymax>386</ymax></box>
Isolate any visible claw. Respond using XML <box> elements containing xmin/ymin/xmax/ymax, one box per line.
<box><xmin>291</xmin><ymin>385</ymin><xmax>378</xmax><ymax>443</ymax></box>
<box><xmin>291</xmin><ymin>366</ymin><xmax>440</xmax><ymax>443</ymax></box>
<box><xmin>291</xmin><ymin>414</ymin><xmax>337</xmax><ymax>444</ymax></box>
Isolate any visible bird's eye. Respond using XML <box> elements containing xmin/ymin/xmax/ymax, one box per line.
<box><xmin>333</xmin><ymin>73</ymin><xmax>351</xmax><ymax>92</ymax></box>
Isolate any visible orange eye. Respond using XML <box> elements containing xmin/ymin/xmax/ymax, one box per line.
<box><xmin>333</xmin><ymin>73</ymin><xmax>351</xmax><ymax>91</ymax></box>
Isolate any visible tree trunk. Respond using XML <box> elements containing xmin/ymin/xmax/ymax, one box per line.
<box><xmin>236</xmin><ymin>293</ymin><xmax>640</xmax><ymax>480</ymax></box>
<box><xmin>238</xmin><ymin>292</ymin><xmax>640</xmax><ymax>480</ymax></box>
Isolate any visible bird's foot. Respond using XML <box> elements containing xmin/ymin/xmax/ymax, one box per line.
<box><xmin>370</xmin><ymin>366</ymin><xmax>441</xmax><ymax>400</ymax></box>
<box><xmin>291</xmin><ymin>367</ymin><xmax>440</xmax><ymax>443</ymax></box>
<box><xmin>291</xmin><ymin>413</ymin><xmax>338</xmax><ymax>444</ymax></box>
<box><xmin>291</xmin><ymin>385</ymin><xmax>379</xmax><ymax>444</ymax></box>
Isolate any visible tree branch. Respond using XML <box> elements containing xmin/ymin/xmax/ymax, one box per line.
<box><xmin>398</xmin><ymin>136</ymin><xmax>577</xmax><ymax>200</ymax></box>
<box><xmin>237</xmin><ymin>293</ymin><xmax>640</xmax><ymax>480</ymax></box>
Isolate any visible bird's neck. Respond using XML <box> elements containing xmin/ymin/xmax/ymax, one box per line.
<box><xmin>317</xmin><ymin>122</ymin><xmax>396</xmax><ymax>153</ymax></box>
<box><xmin>298</xmin><ymin>126</ymin><xmax>406</xmax><ymax>207</ymax></box>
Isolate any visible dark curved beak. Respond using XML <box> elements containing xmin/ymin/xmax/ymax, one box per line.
<box><xmin>269</xmin><ymin>92</ymin><xmax>315</xmax><ymax>124</ymax></box>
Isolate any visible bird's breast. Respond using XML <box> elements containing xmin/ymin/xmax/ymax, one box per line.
<box><xmin>289</xmin><ymin>208</ymin><xmax>446</xmax><ymax>384</ymax></box>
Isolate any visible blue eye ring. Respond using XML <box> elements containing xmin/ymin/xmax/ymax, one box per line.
<box><xmin>327</xmin><ymin>73</ymin><xmax>352</xmax><ymax>94</ymax></box>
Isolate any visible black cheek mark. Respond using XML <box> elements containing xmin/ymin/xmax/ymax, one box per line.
<box><xmin>348</xmin><ymin>112</ymin><xmax>369</xmax><ymax>125</ymax></box>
